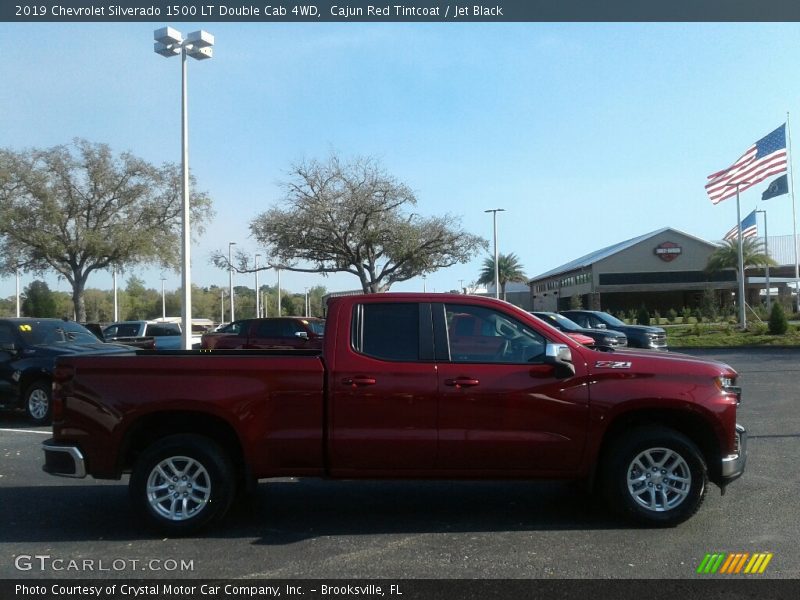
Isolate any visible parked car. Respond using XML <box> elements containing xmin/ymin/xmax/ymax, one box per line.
<box><xmin>44</xmin><ymin>294</ymin><xmax>744</xmax><ymax>532</ymax></box>
<box><xmin>561</xmin><ymin>310</ymin><xmax>667</xmax><ymax>350</ymax></box>
<box><xmin>201</xmin><ymin>317</ymin><xmax>325</xmax><ymax>350</ymax></box>
<box><xmin>530</xmin><ymin>312</ymin><xmax>628</xmax><ymax>348</ymax></box>
<box><xmin>0</xmin><ymin>318</ymin><xmax>132</xmax><ymax>424</ymax></box>
<box><xmin>103</xmin><ymin>321</ymin><xmax>182</xmax><ymax>350</ymax></box>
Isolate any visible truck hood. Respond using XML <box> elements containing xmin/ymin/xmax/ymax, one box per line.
<box><xmin>613</xmin><ymin>324</ymin><xmax>666</xmax><ymax>335</ymax></box>
<box><xmin>584</xmin><ymin>346</ymin><xmax>736</xmax><ymax>376</ymax></box>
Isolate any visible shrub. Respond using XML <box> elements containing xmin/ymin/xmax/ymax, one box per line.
<box><xmin>768</xmin><ymin>302</ymin><xmax>789</xmax><ymax>335</ymax></box>
<box><xmin>667</xmin><ymin>309</ymin><xmax>677</xmax><ymax>324</ymax></box>
<box><xmin>653</xmin><ymin>310</ymin><xmax>662</xmax><ymax>325</ymax></box>
<box><xmin>681</xmin><ymin>307</ymin><xmax>692</xmax><ymax>324</ymax></box>
<box><xmin>692</xmin><ymin>308</ymin><xmax>703</xmax><ymax>323</ymax></box>
<box><xmin>637</xmin><ymin>305</ymin><xmax>650</xmax><ymax>326</ymax></box>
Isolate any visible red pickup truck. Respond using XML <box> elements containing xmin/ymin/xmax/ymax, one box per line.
<box><xmin>42</xmin><ymin>293</ymin><xmax>746</xmax><ymax>533</ymax></box>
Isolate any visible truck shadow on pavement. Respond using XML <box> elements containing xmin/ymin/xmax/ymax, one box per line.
<box><xmin>0</xmin><ymin>479</ymin><xmax>625</xmax><ymax>544</ymax></box>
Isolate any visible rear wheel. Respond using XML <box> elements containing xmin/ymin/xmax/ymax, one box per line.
<box><xmin>25</xmin><ymin>381</ymin><xmax>52</xmax><ymax>425</ymax></box>
<box><xmin>602</xmin><ymin>427</ymin><xmax>707</xmax><ymax>526</ymax></box>
<box><xmin>130</xmin><ymin>434</ymin><xmax>235</xmax><ymax>534</ymax></box>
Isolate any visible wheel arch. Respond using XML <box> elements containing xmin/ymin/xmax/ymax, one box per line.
<box><xmin>593</xmin><ymin>408</ymin><xmax>722</xmax><ymax>487</ymax></box>
<box><xmin>120</xmin><ymin>411</ymin><xmax>247</xmax><ymax>483</ymax></box>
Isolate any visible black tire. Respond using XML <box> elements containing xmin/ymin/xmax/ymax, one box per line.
<box><xmin>601</xmin><ymin>426</ymin><xmax>707</xmax><ymax>527</ymax></box>
<box><xmin>129</xmin><ymin>434</ymin><xmax>236</xmax><ymax>535</ymax></box>
<box><xmin>24</xmin><ymin>380</ymin><xmax>52</xmax><ymax>425</ymax></box>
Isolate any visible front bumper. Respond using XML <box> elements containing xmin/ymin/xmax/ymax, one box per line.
<box><xmin>42</xmin><ymin>439</ymin><xmax>86</xmax><ymax>478</ymax></box>
<box><xmin>720</xmin><ymin>424</ymin><xmax>747</xmax><ymax>483</ymax></box>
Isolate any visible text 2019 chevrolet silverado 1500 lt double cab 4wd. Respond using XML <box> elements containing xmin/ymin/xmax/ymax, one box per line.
<box><xmin>42</xmin><ymin>294</ymin><xmax>746</xmax><ymax>533</ymax></box>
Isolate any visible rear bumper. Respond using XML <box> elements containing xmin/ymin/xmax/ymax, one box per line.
<box><xmin>42</xmin><ymin>439</ymin><xmax>86</xmax><ymax>478</ymax></box>
<box><xmin>720</xmin><ymin>424</ymin><xmax>747</xmax><ymax>483</ymax></box>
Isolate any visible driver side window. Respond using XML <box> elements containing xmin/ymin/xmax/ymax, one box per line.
<box><xmin>444</xmin><ymin>304</ymin><xmax>546</xmax><ymax>364</ymax></box>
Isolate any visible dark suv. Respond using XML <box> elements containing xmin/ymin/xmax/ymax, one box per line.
<box><xmin>531</xmin><ymin>312</ymin><xmax>628</xmax><ymax>348</ymax></box>
<box><xmin>0</xmin><ymin>318</ymin><xmax>132</xmax><ymax>424</ymax></box>
<box><xmin>560</xmin><ymin>310</ymin><xmax>667</xmax><ymax>350</ymax></box>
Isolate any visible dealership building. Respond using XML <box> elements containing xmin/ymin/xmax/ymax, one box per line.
<box><xmin>527</xmin><ymin>227</ymin><xmax>796</xmax><ymax>314</ymax></box>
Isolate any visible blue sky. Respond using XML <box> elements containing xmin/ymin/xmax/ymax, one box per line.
<box><xmin>2</xmin><ymin>22</ymin><xmax>800</xmax><ymax>299</ymax></box>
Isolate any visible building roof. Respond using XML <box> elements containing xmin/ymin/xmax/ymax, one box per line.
<box><xmin>529</xmin><ymin>227</ymin><xmax>716</xmax><ymax>283</ymax></box>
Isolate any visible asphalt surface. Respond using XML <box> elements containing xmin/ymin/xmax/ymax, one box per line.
<box><xmin>0</xmin><ymin>348</ymin><xmax>798</xmax><ymax>580</ymax></box>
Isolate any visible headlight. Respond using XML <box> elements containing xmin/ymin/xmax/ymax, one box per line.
<box><xmin>715</xmin><ymin>376</ymin><xmax>742</xmax><ymax>404</ymax></box>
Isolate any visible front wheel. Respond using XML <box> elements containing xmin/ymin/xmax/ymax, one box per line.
<box><xmin>25</xmin><ymin>381</ymin><xmax>52</xmax><ymax>425</ymax></box>
<box><xmin>129</xmin><ymin>434</ymin><xmax>236</xmax><ymax>534</ymax></box>
<box><xmin>601</xmin><ymin>427</ymin><xmax>707</xmax><ymax>526</ymax></box>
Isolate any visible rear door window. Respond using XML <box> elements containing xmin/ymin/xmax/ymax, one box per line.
<box><xmin>352</xmin><ymin>303</ymin><xmax>420</xmax><ymax>361</ymax></box>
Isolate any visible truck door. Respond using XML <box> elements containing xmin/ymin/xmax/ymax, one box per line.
<box><xmin>435</xmin><ymin>302</ymin><xmax>589</xmax><ymax>473</ymax></box>
<box><xmin>328</xmin><ymin>301</ymin><xmax>438</xmax><ymax>473</ymax></box>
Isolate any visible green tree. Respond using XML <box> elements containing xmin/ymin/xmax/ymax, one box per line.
<box><xmin>217</xmin><ymin>154</ymin><xmax>485</xmax><ymax>293</ymax></box>
<box><xmin>476</xmin><ymin>252</ymin><xmax>527</xmax><ymax>301</ymax></box>
<box><xmin>768</xmin><ymin>302</ymin><xmax>789</xmax><ymax>335</ymax></box>
<box><xmin>705</xmin><ymin>238</ymin><xmax>776</xmax><ymax>314</ymax></box>
<box><xmin>21</xmin><ymin>280</ymin><xmax>58</xmax><ymax>318</ymax></box>
<box><xmin>0</xmin><ymin>139</ymin><xmax>213</xmax><ymax>322</ymax></box>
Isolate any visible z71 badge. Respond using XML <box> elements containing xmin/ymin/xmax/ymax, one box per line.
<box><xmin>595</xmin><ymin>360</ymin><xmax>633</xmax><ymax>369</ymax></box>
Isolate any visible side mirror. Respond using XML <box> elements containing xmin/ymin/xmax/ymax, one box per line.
<box><xmin>294</xmin><ymin>331</ymin><xmax>309</xmax><ymax>340</ymax></box>
<box><xmin>595</xmin><ymin>323</ymin><xmax>607</xmax><ymax>329</ymax></box>
<box><xmin>544</xmin><ymin>343</ymin><xmax>575</xmax><ymax>378</ymax></box>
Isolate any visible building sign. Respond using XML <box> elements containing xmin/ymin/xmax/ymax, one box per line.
<box><xmin>654</xmin><ymin>241</ymin><xmax>682</xmax><ymax>262</ymax></box>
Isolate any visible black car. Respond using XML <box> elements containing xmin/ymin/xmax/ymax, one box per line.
<box><xmin>530</xmin><ymin>312</ymin><xmax>628</xmax><ymax>348</ymax></box>
<box><xmin>560</xmin><ymin>310</ymin><xmax>668</xmax><ymax>350</ymax></box>
<box><xmin>0</xmin><ymin>318</ymin><xmax>132</xmax><ymax>424</ymax></box>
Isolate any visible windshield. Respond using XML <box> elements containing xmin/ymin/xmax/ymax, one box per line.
<box><xmin>598</xmin><ymin>313</ymin><xmax>626</xmax><ymax>327</ymax></box>
<box><xmin>18</xmin><ymin>321</ymin><xmax>100</xmax><ymax>345</ymax></box>
<box><xmin>305</xmin><ymin>320</ymin><xmax>325</xmax><ymax>335</ymax></box>
<box><xmin>535</xmin><ymin>312</ymin><xmax>580</xmax><ymax>331</ymax></box>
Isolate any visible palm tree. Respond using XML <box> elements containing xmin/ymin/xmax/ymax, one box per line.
<box><xmin>705</xmin><ymin>237</ymin><xmax>776</xmax><ymax>307</ymax></box>
<box><xmin>477</xmin><ymin>252</ymin><xmax>527</xmax><ymax>301</ymax></box>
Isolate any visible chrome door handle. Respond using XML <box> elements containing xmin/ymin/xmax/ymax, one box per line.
<box><xmin>342</xmin><ymin>376</ymin><xmax>377</xmax><ymax>387</ymax></box>
<box><xmin>444</xmin><ymin>377</ymin><xmax>480</xmax><ymax>388</ymax></box>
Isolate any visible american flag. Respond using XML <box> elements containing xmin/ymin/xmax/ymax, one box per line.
<box><xmin>706</xmin><ymin>125</ymin><xmax>787</xmax><ymax>205</ymax></box>
<box><xmin>723</xmin><ymin>209</ymin><xmax>758</xmax><ymax>242</ymax></box>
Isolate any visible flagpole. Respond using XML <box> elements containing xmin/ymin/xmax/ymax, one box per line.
<box><xmin>757</xmin><ymin>209</ymin><xmax>770</xmax><ymax>311</ymax></box>
<box><xmin>735</xmin><ymin>184</ymin><xmax>747</xmax><ymax>329</ymax></box>
<box><xmin>787</xmin><ymin>112</ymin><xmax>799</xmax><ymax>311</ymax></box>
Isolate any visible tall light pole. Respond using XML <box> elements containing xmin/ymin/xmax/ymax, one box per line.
<box><xmin>254</xmin><ymin>254</ymin><xmax>262</xmax><ymax>318</ymax></box>
<box><xmin>485</xmin><ymin>208</ymin><xmax>506</xmax><ymax>299</ymax></box>
<box><xmin>112</xmin><ymin>267</ymin><xmax>119</xmax><ymax>321</ymax></box>
<box><xmin>15</xmin><ymin>268</ymin><xmax>20</xmax><ymax>317</ymax></box>
<box><xmin>277</xmin><ymin>268</ymin><xmax>282</xmax><ymax>317</ymax></box>
<box><xmin>154</xmin><ymin>26</ymin><xmax>214</xmax><ymax>349</ymax></box>
<box><xmin>304</xmin><ymin>287</ymin><xmax>309</xmax><ymax>317</ymax></box>
<box><xmin>228</xmin><ymin>241</ymin><xmax>237</xmax><ymax>322</ymax></box>
<box><xmin>161</xmin><ymin>276</ymin><xmax>167</xmax><ymax>319</ymax></box>
<box><xmin>220</xmin><ymin>289</ymin><xmax>225</xmax><ymax>324</ymax></box>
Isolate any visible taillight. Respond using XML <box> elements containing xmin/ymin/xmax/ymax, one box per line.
<box><xmin>52</xmin><ymin>364</ymin><xmax>75</xmax><ymax>422</ymax></box>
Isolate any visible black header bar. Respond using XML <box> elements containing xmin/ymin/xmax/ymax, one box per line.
<box><xmin>5</xmin><ymin>0</ymin><xmax>800</xmax><ymax>22</ymax></box>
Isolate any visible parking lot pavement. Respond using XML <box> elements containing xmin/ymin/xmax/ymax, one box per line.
<box><xmin>0</xmin><ymin>349</ymin><xmax>798</xmax><ymax>580</ymax></box>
